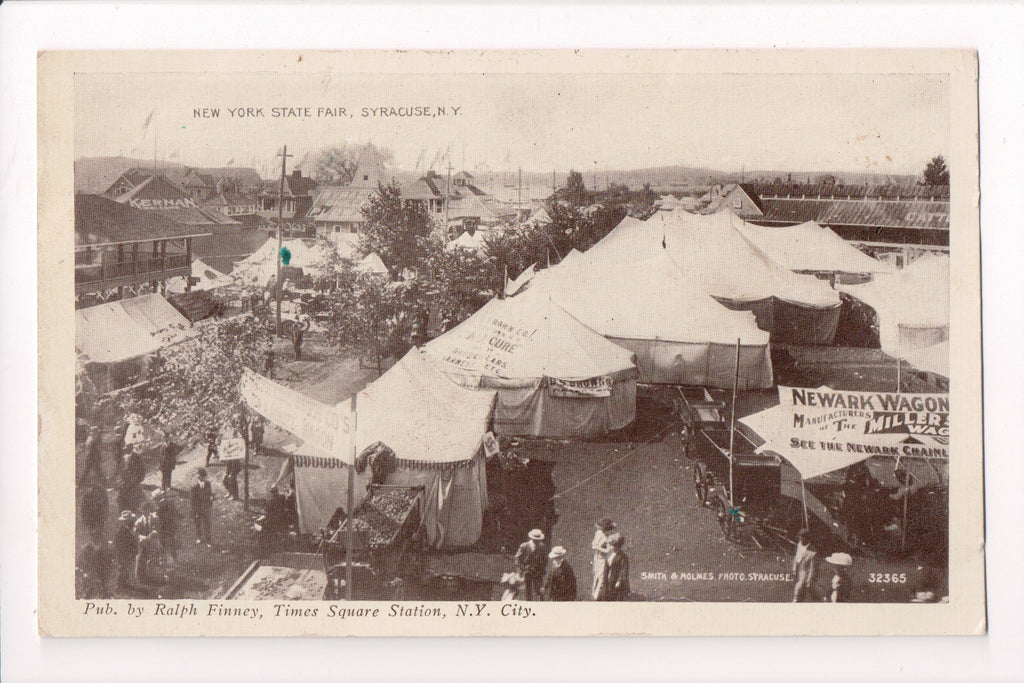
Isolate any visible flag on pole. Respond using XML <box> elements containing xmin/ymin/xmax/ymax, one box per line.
<box><xmin>141</xmin><ymin>110</ymin><xmax>155</xmax><ymax>132</ymax></box>
<box><xmin>227</xmin><ymin>158</ymin><xmax>235</xmax><ymax>166</ymax></box>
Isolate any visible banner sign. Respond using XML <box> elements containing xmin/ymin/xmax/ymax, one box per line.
<box><xmin>219</xmin><ymin>437</ymin><xmax>247</xmax><ymax>462</ymax></box>
<box><xmin>436</xmin><ymin>317</ymin><xmax>540</xmax><ymax>377</ymax></box>
<box><xmin>548</xmin><ymin>375</ymin><xmax>613</xmax><ymax>398</ymax></box>
<box><xmin>240</xmin><ymin>369</ymin><xmax>353</xmax><ymax>461</ymax></box>
<box><xmin>740</xmin><ymin>386</ymin><xmax>951</xmax><ymax>480</ymax></box>
<box><xmin>779</xmin><ymin>386</ymin><xmax>949</xmax><ymax>441</ymax></box>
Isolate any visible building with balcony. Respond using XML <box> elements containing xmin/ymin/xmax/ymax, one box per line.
<box><xmin>75</xmin><ymin>194</ymin><xmax>211</xmax><ymax>306</ymax></box>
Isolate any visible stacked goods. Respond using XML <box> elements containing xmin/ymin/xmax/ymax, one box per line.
<box><xmin>351</xmin><ymin>488</ymin><xmax>419</xmax><ymax>549</ymax></box>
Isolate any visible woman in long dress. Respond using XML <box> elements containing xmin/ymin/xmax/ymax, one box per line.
<box><xmin>591</xmin><ymin>517</ymin><xmax>616</xmax><ymax>600</ymax></box>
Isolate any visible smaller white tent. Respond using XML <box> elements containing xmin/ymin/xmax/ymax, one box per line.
<box><xmin>839</xmin><ymin>253</ymin><xmax>950</xmax><ymax>356</ymax></box>
<box><xmin>446</xmin><ymin>231</ymin><xmax>486</xmax><ymax>254</ymax></box>
<box><xmin>425</xmin><ymin>289</ymin><xmax>638</xmax><ymax>437</ymax></box>
<box><xmin>166</xmin><ymin>258</ymin><xmax>233</xmax><ymax>294</ymax></box>
<box><xmin>902</xmin><ymin>340</ymin><xmax>949</xmax><ymax>379</ymax></box>
<box><xmin>736</xmin><ymin>221</ymin><xmax>895</xmax><ymax>276</ymax></box>
<box><xmin>291</xmin><ymin>349</ymin><xmax>497</xmax><ymax>548</ymax></box>
<box><xmin>232</xmin><ymin>238</ymin><xmax>332</xmax><ymax>286</ymax></box>
<box><xmin>526</xmin><ymin>206</ymin><xmax>553</xmax><ymax>226</ymax></box>
<box><xmin>357</xmin><ymin>252</ymin><xmax>389</xmax><ymax>276</ymax></box>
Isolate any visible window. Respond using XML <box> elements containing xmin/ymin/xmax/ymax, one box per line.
<box><xmin>733</xmin><ymin>199</ymin><xmax>742</xmax><ymax>209</ymax></box>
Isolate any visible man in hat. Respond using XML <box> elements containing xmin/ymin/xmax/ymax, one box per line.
<box><xmin>205</xmin><ymin>425</ymin><xmax>219</xmax><ymax>466</ymax></box>
<box><xmin>78</xmin><ymin>426</ymin><xmax>105</xmax><ymax>487</ymax></box>
<box><xmin>154</xmin><ymin>489</ymin><xmax>178</xmax><ymax>565</ymax></box>
<box><xmin>249</xmin><ymin>416</ymin><xmax>265</xmax><ymax>458</ymax></box>
<box><xmin>113</xmin><ymin>510</ymin><xmax>138</xmax><ymax>589</ymax></box>
<box><xmin>113</xmin><ymin>419</ymin><xmax>129</xmax><ymax>479</ymax></box>
<box><xmin>601</xmin><ymin>533</ymin><xmax>630</xmax><ymax>601</ymax></box>
<box><xmin>591</xmin><ymin>517</ymin><xmax>616</xmax><ymax>600</ymax></box>
<box><xmin>190</xmin><ymin>468</ymin><xmax>213</xmax><ymax>547</ymax></box>
<box><xmin>159</xmin><ymin>439</ymin><xmax>178</xmax><ymax>491</ymax></box>
<box><xmin>542</xmin><ymin>546</ymin><xmax>578</xmax><ymax>602</ymax></box>
<box><xmin>792</xmin><ymin>528</ymin><xmax>819</xmax><ymax>603</ymax></box>
<box><xmin>825</xmin><ymin>552</ymin><xmax>853</xmax><ymax>603</ymax></box>
<box><xmin>80</xmin><ymin>483</ymin><xmax>109</xmax><ymax>542</ymax></box>
<box><xmin>514</xmin><ymin>529</ymin><xmax>548</xmax><ymax>601</ymax></box>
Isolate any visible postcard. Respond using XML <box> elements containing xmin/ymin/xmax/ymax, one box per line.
<box><xmin>38</xmin><ymin>49</ymin><xmax>983</xmax><ymax>636</ymax></box>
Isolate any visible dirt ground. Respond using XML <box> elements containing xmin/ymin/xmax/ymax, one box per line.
<box><xmin>76</xmin><ymin>339</ymin><xmax>947</xmax><ymax>603</ymax></box>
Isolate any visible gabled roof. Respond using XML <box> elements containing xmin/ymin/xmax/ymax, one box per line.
<box><xmin>307</xmin><ymin>186</ymin><xmax>374</xmax><ymax>223</ymax></box>
<box><xmin>114</xmin><ymin>175</ymin><xmax>239</xmax><ymax>226</ymax></box>
<box><xmin>75</xmin><ymin>194</ymin><xmax>212</xmax><ymax>247</ymax></box>
<box><xmin>756</xmin><ymin>197</ymin><xmax>949</xmax><ymax>230</ymax></box>
<box><xmin>205</xmin><ymin>189</ymin><xmax>256</xmax><ymax>207</ymax></box>
<box><xmin>401</xmin><ymin>176</ymin><xmax>446</xmax><ymax>201</ymax></box>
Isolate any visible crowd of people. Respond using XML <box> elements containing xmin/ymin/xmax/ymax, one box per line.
<box><xmin>501</xmin><ymin>517</ymin><xmax>631</xmax><ymax>602</ymax></box>
<box><xmin>75</xmin><ymin>407</ymin><xmax>283</xmax><ymax>599</ymax></box>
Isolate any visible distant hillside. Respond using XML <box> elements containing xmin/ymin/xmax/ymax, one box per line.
<box><xmin>77</xmin><ymin>156</ymin><xmax>921</xmax><ymax>197</ymax></box>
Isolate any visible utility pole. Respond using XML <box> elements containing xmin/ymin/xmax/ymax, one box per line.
<box><xmin>276</xmin><ymin>145</ymin><xmax>293</xmax><ymax>337</ymax></box>
<box><xmin>518</xmin><ymin>166</ymin><xmax>522</xmax><ymax>214</ymax></box>
<box><xmin>443</xmin><ymin>150</ymin><xmax>453</xmax><ymax>235</ymax></box>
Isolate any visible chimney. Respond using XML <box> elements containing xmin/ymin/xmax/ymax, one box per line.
<box><xmin>292</xmin><ymin>169</ymin><xmax>302</xmax><ymax>179</ymax></box>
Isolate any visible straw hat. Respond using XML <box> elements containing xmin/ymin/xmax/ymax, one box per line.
<box><xmin>528</xmin><ymin>529</ymin><xmax>545</xmax><ymax>541</ymax></box>
<box><xmin>548</xmin><ymin>546</ymin><xmax>567</xmax><ymax>560</ymax></box>
<box><xmin>825</xmin><ymin>552</ymin><xmax>853</xmax><ymax>567</ymax></box>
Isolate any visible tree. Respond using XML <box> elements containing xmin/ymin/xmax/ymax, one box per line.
<box><xmin>923</xmin><ymin>155</ymin><xmax>950</xmax><ymax>186</ymax></box>
<box><xmin>359</xmin><ymin>181</ymin><xmax>434</xmax><ymax>276</ymax></box>
<box><xmin>628</xmin><ymin>182</ymin><xmax>658</xmax><ymax>220</ymax></box>
<box><xmin>312</xmin><ymin>142</ymin><xmax>395</xmax><ymax>186</ymax></box>
<box><xmin>418</xmin><ymin>236</ymin><xmax>493</xmax><ymax>332</ymax></box>
<box><xmin>107</xmin><ymin>316</ymin><xmax>272</xmax><ymax>444</ymax></box>
<box><xmin>564</xmin><ymin>169</ymin><xmax>591</xmax><ymax>207</ymax></box>
<box><xmin>326</xmin><ymin>266</ymin><xmax>410</xmax><ymax>376</ymax></box>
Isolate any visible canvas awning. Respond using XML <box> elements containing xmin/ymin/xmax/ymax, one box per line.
<box><xmin>75</xmin><ymin>302</ymin><xmax>163</xmax><ymax>364</ymax></box>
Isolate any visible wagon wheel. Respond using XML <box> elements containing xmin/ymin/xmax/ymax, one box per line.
<box><xmin>693</xmin><ymin>462</ymin><xmax>709</xmax><ymax>507</ymax></box>
<box><xmin>716</xmin><ymin>497</ymin><xmax>740</xmax><ymax>542</ymax></box>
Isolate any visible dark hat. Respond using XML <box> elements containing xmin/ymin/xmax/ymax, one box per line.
<box><xmin>595</xmin><ymin>517</ymin><xmax>616</xmax><ymax>532</ymax></box>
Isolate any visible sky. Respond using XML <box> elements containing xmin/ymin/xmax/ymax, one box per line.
<box><xmin>75</xmin><ymin>71</ymin><xmax>949</xmax><ymax>178</ymax></box>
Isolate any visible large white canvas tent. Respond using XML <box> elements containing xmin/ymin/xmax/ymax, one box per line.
<box><xmin>578</xmin><ymin>212</ymin><xmax>842</xmax><ymax>345</ymax></box>
<box><xmin>290</xmin><ymin>349</ymin><xmax>497</xmax><ymax>548</ymax></box>
<box><xmin>542</xmin><ymin>249</ymin><xmax>774</xmax><ymax>389</ymax></box>
<box><xmin>839</xmin><ymin>253</ymin><xmax>950</xmax><ymax>357</ymax></box>
<box><xmin>424</xmin><ymin>288</ymin><xmax>638</xmax><ymax>437</ymax></box>
<box><xmin>166</xmin><ymin>257</ymin><xmax>233</xmax><ymax>294</ymax></box>
<box><xmin>651</xmin><ymin>210</ymin><xmax>843</xmax><ymax>344</ymax></box>
<box><xmin>117</xmin><ymin>293</ymin><xmax>192</xmax><ymax>343</ymax></box>
<box><xmin>232</xmin><ymin>237</ymin><xmax>332</xmax><ymax>286</ymax></box>
<box><xmin>736</xmin><ymin>220</ymin><xmax>895</xmax><ymax>278</ymax></box>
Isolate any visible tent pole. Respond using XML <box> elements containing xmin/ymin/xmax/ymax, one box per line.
<box><xmin>901</xmin><ymin>467</ymin><xmax>910</xmax><ymax>554</ymax></box>
<box><xmin>346</xmin><ymin>392</ymin><xmax>357</xmax><ymax>601</ymax></box>
<box><xmin>728</xmin><ymin>337</ymin><xmax>740</xmax><ymax>509</ymax></box>
<box><xmin>800</xmin><ymin>479</ymin><xmax>810</xmax><ymax>530</ymax></box>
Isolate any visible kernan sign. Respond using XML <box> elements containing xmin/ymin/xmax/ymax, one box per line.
<box><xmin>129</xmin><ymin>197</ymin><xmax>198</xmax><ymax>210</ymax></box>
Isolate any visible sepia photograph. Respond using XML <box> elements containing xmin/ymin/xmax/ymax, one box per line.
<box><xmin>35</xmin><ymin>48</ymin><xmax>983</xmax><ymax>637</ymax></box>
